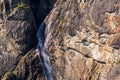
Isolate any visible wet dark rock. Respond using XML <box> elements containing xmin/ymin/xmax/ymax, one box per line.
<box><xmin>111</xmin><ymin>33</ymin><xmax>120</xmax><ymax>49</ymax></box>
<box><xmin>30</xmin><ymin>0</ymin><xmax>56</xmax><ymax>27</ymax></box>
<box><xmin>0</xmin><ymin>0</ymin><xmax>56</xmax><ymax>79</ymax></box>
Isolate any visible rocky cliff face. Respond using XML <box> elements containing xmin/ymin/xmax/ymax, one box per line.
<box><xmin>0</xmin><ymin>0</ymin><xmax>120</xmax><ymax>80</ymax></box>
<box><xmin>0</xmin><ymin>0</ymin><xmax>55</xmax><ymax>79</ymax></box>
<box><xmin>45</xmin><ymin>0</ymin><xmax>120</xmax><ymax>80</ymax></box>
<box><xmin>0</xmin><ymin>0</ymin><xmax>36</xmax><ymax>76</ymax></box>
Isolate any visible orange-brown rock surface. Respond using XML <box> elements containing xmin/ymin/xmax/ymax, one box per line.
<box><xmin>44</xmin><ymin>0</ymin><xmax>120</xmax><ymax>80</ymax></box>
<box><xmin>0</xmin><ymin>0</ymin><xmax>120</xmax><ymax>80</ymax></box>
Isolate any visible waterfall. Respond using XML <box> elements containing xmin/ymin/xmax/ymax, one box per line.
<box><xmin>36</xmin><ymin>21</ymin><xmax>54</xmax><ymax>80</ymax></box>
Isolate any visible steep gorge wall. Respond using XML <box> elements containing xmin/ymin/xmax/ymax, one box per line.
<box><xmin>44</xmin><ymin>0</ymin><xmax>120</xmax><ymax>80</ymax></box>
<box><xmin>0</xmin><ymin>0</ymin><xmax>55</xmax><ymax>79</ymax></box>
<box><xmin>0</xmin><ymin>0</ymin><xmax>120</xmax><ymax>80</ymax></box>
<box><xmin>0</xmin><ymin>0</ymin><xmax>36</xmax><ymax>76</ymax></box>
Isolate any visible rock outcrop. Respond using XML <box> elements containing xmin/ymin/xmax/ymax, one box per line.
<box><xmin>0</xmin><ymin>0</ymin><xmax>55</xmax><ymax>79</ymax></box>
<box><xmin>44</xmin><ymin>0</ymin><xmax>120</xmax><ymax>80</ymax></box>
<box><xmin>0</xmin><ymin>0</ymin><xmax>120</xmax><ymax>80</ymax></box>
<box><xmin>0</xmin><ymin>0</ymin><xmax>36</xmax><ymax>76</ymax></box>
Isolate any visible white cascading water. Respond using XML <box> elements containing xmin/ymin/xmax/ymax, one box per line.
<box><xmin>36</xmin><ymin>21</ymin><xmax>54</xmax><ymax>80</ymax></box>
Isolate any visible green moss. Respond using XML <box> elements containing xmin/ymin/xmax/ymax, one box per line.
<box><xmin>8</xmin><ymin>2</ymin><xmax>31</xmax><ymax>17</ymax></box>
<box><xmin>1</xmin><ymin>50</ymin><xmax>31</xmax><ymax>80</ymax></box>
<box><xmin>59</xmin><ymin>28</ymin><xmax>64</xmax><ymax>32</ymax></box>
<box><xmin>1</xmin><ymin>71</ymin><xmax>18</xmax><ymax>80</ymax></box>
<box><xmin>2</xmin><ymin>72</ymin><xmax>11</xmax><ymax>80</ymax></box>
<box><xmin>114</xmin><ymin>58</ymin><xmax>120</xmax><ymax>65</ymax></box>
<box><xmin>13</xmin><ymin>70</ymin><xmax>19</xmax><ymax>78</ymax></box>
<box><xmin>13</xmin><ymin>53</ymin><xmax>28</xmax><ymax>76</ymax></box>
<box><xmin>14</xmin><ymin>2</ymin><xmax>29</xmax><ymax>11</ymax></box>
<box><xmin>21</xmin><ymin>53</ymin><xmax>28</xmax><ymax>62</ymax></box>
<box><xmin>60</xmin><ymin>19</ymin><xmax>65</xmax><ymax>25</ymax></box>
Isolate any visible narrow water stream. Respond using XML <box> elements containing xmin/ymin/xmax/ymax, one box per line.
<box><xmin>36</xmin><ymin>21</ymin><xmax>54</xmax><ymax>80</ymax></box>
<box><xmin>30</xmin><ymin>0</ymin><xmax>56</xmax><ymax>79</ymax></box>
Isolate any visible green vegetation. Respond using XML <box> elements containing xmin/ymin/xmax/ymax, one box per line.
<box><xmin>1</xmin><ymin>53</ymin><xmax>29</xmax><ymax>80</ymax></box>
<box><xmin>2</xmin><ymin>72</ymin><xmax>11</xmax><ymax>80</ymax></box>
<box><xmin>13</xmin><ymin>70</ymin><xmax>19</xmax><ymax>78</ymax></box>
<box><xmin>1</xmin><ymin>71</ymin><xmax>18</xmax><ymax>80</ymax></box>
<box><xmin>8</xmin><ymin>2</ymin><xmax>31</xmax><ymax>17</ymax></box>
<box><xmin>60</xmin><ymin>19</ymin><xmax>65</xmax><ymax>25</ymax></box>
<box><xmin>114</xmin><ymin>58</ymin><xmax>120</xmax><ymax>65</ymax></box>
<box><xmin>18</xmin><ymin>2</ymin><xmax>28</xmax><ymax>8</ymax></box>
<box><xmin>59</xmin><ymin>28</ymin><xmax>64</xmax><ymax>32</ymax></box>
<box><xmin>14</xmin><ymin>2</ymin><xmax>29</xmax><ymax>11</ymax></box>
